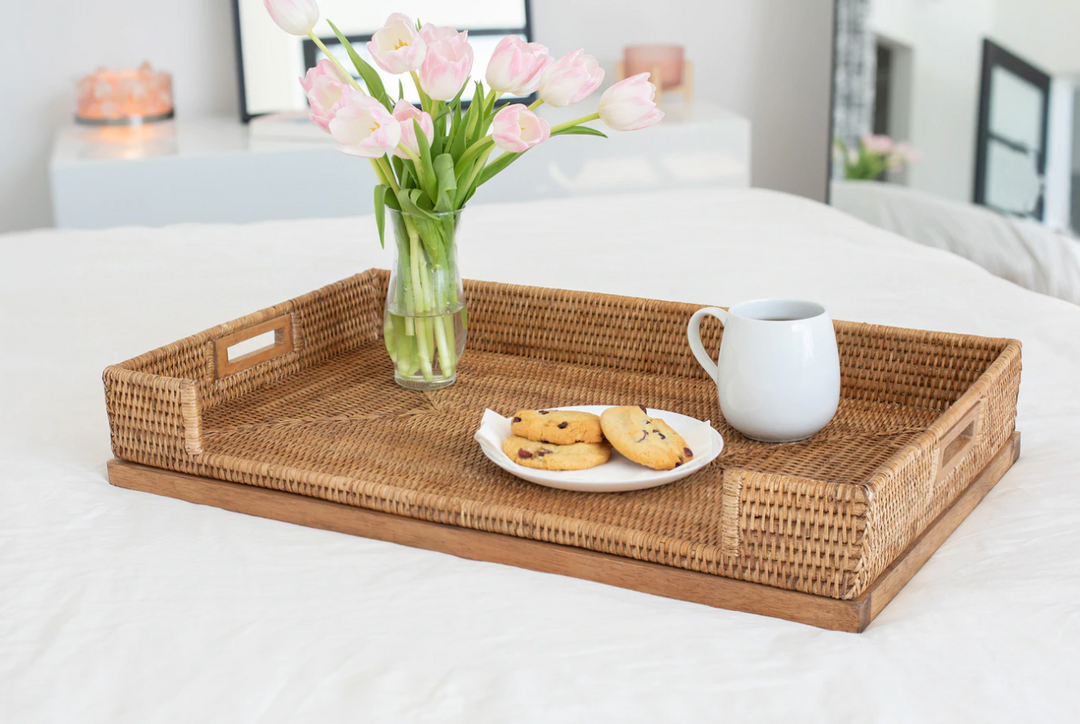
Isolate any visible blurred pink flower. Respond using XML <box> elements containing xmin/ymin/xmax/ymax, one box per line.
<box><xmin>367</xmin><ymin>13</ymin><xmax>426</xmax><ymax>74</ymax></box>
<box><xmin>538</xmin><ymin>49</ymin><xmax>604</xmax><ymax>107</ymax></box>
<box><xmin>492</xmin><ymin>104</ymin><xmax>550</xmax><ymax>152</ymax></box>
<box><xmin>885</xmin><ymin>141</ymin><xmax>921</xmax><ymax>171</ymax></box>
<box><xmin>861</xmin><ymin>134</ymin><xmax>894</xmax><ymax>155</ymax></box>
<box><xmin>598</xmin><ymin>73</ymin><xmax>664</xmax><ymax>131</ymax></box>
<box><xmin>418</xmin><ymin>25</ymin><xmax>474</xmax><ymax>101</ymax></box>
<box><xmin>299</xmin><ymin>59</ymin><xmax>349</xmax><ymax>132</ymax></box>
<box><xmin>485</xmin><ymin>36</ymin><xmax>551</xmax><ymax>95</ymax></box>
<box><xmin>263</xmin><ymin>0</ymin><xmax>319</xmax><ymax>36</ymax></box>
<box><xmin>391</xmin><ymin>99</ymin><xmax>434</xmax><ymax>159</ymax></box>
<box><xmin>329</xmin><ymin>91</ymin><xmax>401</xmax><ymax>158</ymax></box>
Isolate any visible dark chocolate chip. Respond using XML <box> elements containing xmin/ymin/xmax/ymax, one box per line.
<box><xmin>557</xmin><ymin>421</ymin><xmax>569</xmax><ymax>429</ymax></box>
<box><xmin>517</xmin><ymin>449</ymin><xmax>533</xmax><ymax>459</ymax></box>
<box><xmin>684</xmin><ymin>447</ymin><xmax>694</xmax><ymax>458</ymax></box>
<box><xmin>638</xmin><ymin>405</ymin><xmax>648</xmax><ymax>413</ymax></box>
<box><xmin>537</xmin><ymin>449</ymin><xmax>551</xmax><ymax>456</ymax></box>
<box><xmin>538</xmin><ymin>410</ymin><xmax>549</xmax><ymax>415</ymax></box>
<box><xmin>656</xmin><ymin>431</ymin><xmax>666</xmax><ymax>440</ymax></box>
<box><xmin>512</xmin><ymin>417</ymin><xmax>521</xmax><ymax>423</ymax></box>
<box><xmin>675</xmin><ymin>462</ymin><xmax>682</xmax><ymax>467</ymax></box>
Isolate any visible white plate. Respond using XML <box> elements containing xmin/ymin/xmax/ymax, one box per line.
<box><xmin>474</xmin><ymin>405</ymin><xmax>724</xmax><ymax>493</ymax></box>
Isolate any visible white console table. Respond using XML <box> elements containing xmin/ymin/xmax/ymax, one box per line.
<box><xmin>49</xmin><ymin>102</ymin><xmax>749</xmax><ymax>229</ymax></box>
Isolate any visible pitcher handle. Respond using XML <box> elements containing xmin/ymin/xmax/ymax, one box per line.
<box><xmin>687</xmin><ymin>307</ymin><xmax>729</xmax><ymax>381</ymax></box>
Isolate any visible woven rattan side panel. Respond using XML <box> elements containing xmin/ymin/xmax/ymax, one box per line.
<box><xmin>850</xmin><ymin>341</ymin><xmax>1022</xmax><ymax>598</ymax></box>
<box><xmin>464</xmin><ymin>280</ymin><xmax>722</xmax><ymax>380</ymax></box>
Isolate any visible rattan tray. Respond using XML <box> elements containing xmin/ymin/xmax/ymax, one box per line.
<box><xmin>103</xmin><ymin>269</ymin><xmax>1022</xmax><ymax>631</ymax></box>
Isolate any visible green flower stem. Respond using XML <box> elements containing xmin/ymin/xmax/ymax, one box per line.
<box><xmin>375</xmin><ymin>157</ymin><xmax>399</xmax><ymax>193</ymax></box>
<box><xmin>550</xmin><ymin>112</ymin><xmax>601</xmax><ymax>134</ymax></box>
<box><xmin>407</xmin><ymin>220</ymin><xmax>427</xmax><ymax>315</ymax></box>
<box><xmin>410</xmin><ymin>71</ymin><xmax>432</xmax><ymax>113</ymax></box>
<box><xmin>432</xmin><ymin>313</ymin><xmax>453</xmax><ymax>376</ymax></box>
<box><xmin>307</xmin><ymin>32</ymin><xmax>362</xmax><ymax>91</ymax></box>
<box><xmin>527</xmin><ymin>98</ymin><xmax>544</xmax><ymax>111</ymax></box>
<box><xmin>397</xmin><ymin>143</ymin><xmax>421</xmax><ymax>165</ymax></box>
<box><xmin>456</xmin><ymin>145</ymin><xmax>494</xmax><ymax>207</ymax></box>
<box><xmin>396</xmin><ymin>143</ymin><xmax>427</xmax><ymax>190</ymax></box>
<box><xmin>442</xmin><ymin>313</ymin><xmax>457</xmax><ymax>374</ymax></box>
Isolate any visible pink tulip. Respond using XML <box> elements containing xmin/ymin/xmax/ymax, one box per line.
<box><xmin>391</xmin><ymin>100</ymin><xmax>434</xmax><ymax>159</ymax></box>
<box><xmin>418</xmin><ymin>25</ymin><xmax>474</xmax><ymax>101</ymax></box>
<box><xmin>328</xmin><ymin>91</ymin><xmax>401</xmax><ymax>158</ymax></box>
<box><xmin>861</xmin><ymin>134</ymin><xmax>894</xmax><ymax>155</ymax></box>
<box><xmin>491</xmin><ymin>104</ymin><xmax>550</xmax><ymax>153</ymax></box>
<box><xmin>263</xmin><ymin>0</ymin><xmax>319</xmax><ymax>36</ymax></box>
<box><xmin>887</xmin><ymin>142</ymin><xmax>921</xmax><ymax>171</ymax></box>
<box><xmin>598</xmin><ymin>73</ymin><xmax>664</xmax><ymax>131</ymax></box>
<box><xmin>538</xmin><ymin>49</ymin><xmax>604</xmax><ymax>107</ymax></box>
<box><xmin>485</xmin><ymin>36</ymin><xmax>551</xmax><ymax>95</ymax></box>
<box><xmin>299</xmin><ymin>59</ymin><xmax>349</xmax><ymax>132</ymax></box>
<box><xmin>366</xmin><ymin>13</ymin><xmax>426</xmax><ymax>75</ymax></box>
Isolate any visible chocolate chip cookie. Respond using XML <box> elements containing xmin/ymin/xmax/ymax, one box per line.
<box><xmin>510</xmin><ymin>409</ymin><xmax>604</xmax><ymax>445</ymax></box>
<box><xmin>600</xmin><ymin>405</ymin><xmax>693</xmax><ymax>470</ymax></box>
<box><xmin>502</xmin><ymin>435</ymin><xmax>611</xmax><ymax>471</ymax></box>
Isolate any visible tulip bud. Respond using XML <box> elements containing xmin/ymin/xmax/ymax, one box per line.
<box><xmin>492</xmin><ymin>104</ymin><xmax>551</xmax><ymax>153</ymax></box>
<box><xmin>391</xmin><ymin>100</ymin><xmax>434</xmax><ymax>159</ymax></box>
<box><xmin>485</xmin><ymin>36</ymin><xmax>551</xmax><ymax>96</ymax></box>
<box><xmin>328</xmin><ymin>91</ymin><xmax>401</xmax><ymax>158</ymax></box>
<box><xmin>299</xmin><ymin>59</ymin><xmax>349</xmax><ymax>133</ymax></box>
<box><xmin>367</xmin><ymin>13</ymin><xmax>426</xmax><ymax>75</ymax></box>
<box><xmin>263</xmin><ymin>0</ymin><xmax>319</xmax><ymax>36</ymax></box>
<box><xmin>538</xmin><ymin>49</ymin><xmax>604</xmax><ymax>107</ymax></box>
<box><xmin>418</xmin><ymin>25</ymin><xmax>474</xmax><ymax>101</ymax></box>
<box><xmin>598</xmin><ymin>73</ymin><xmax>664</xmax><ymax>131</ymax></box>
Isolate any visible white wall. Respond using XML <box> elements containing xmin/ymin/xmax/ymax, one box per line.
<box><xmin>992</xmin><ymin>0</ymin><xmax>1080</xmax><ymax>75</ymax></box>
<box><xmin>0</xmin><ymin>0</ymin><xmax>834</xmax><ymax>234</ymax></box>
<box><xmin>536</xmin><ymin>0</ymin><xmax>836</xmax><ymax>205</ymax></box>
<box><xmin>870</xmin><ymin>0</ymin><xmax>996</xmax><ymax>204</ymax></box>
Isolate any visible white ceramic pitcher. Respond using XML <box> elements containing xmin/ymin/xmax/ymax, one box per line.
<box><xmin>687</xmin><ymin>299</ymin><xmax>841</xmax><ymax>442</ymax></box>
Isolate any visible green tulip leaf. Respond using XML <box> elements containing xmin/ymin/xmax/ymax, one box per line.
<box><xmin>374</xmin><ymin>185</ymin><xmax>388</xmax><ymax>248</ymax></box>
<box><xmin>327</xmin><ymin>20</ymin><xmax>391</xmax><ymax>111</ymax></box>
<box><xmin>552</xmin><ymin>125</ymin><xmax>608</xmax><ymax>138</ymax></box>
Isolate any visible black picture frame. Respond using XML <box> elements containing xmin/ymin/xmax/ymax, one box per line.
<box><xmin>973</xmin><ymin>38</ymin><xmax>1051</xmax><ymax>219</ymax></box>
<box><xmin>231</xmin><ymin>0</ymin><xmax>534</xmax><ymax>123</ymax></box>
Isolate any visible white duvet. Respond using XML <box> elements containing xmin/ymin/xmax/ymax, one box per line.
<box><xmin>831</xmin><ymin>179</ymin><xmax>1080</xmax><ymax>305</ymax></box>
<box><xmin>2</xmin><ymin>188</ymin><xmax>1079</xmax><ymax>722</ymax></box>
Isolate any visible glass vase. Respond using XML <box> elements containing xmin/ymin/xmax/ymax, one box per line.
<box><xmin>383</xmin><ymin>209</ymin><xmax>467</xmax><ymax>391</ymax></box>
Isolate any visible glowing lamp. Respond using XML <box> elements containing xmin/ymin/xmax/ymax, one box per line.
<box><xmin>76</xmin><ymin>63</ymin><xmax>174</xmax><ymax>126</ymax></box>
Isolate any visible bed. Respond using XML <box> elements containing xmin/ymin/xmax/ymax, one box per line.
<box><xmin>3</xmin><ymin>188</ymin><xmax>1079</xmax><ymax>722</ymax></box>
<box><xmin>831</xmin><ymin>179</ymin><xmax>1080</xmax><ymax>305</ymax></box>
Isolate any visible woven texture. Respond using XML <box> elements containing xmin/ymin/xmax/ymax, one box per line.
<box><xmin>103</xmin><ymin>270</ymin><xmax>1022</xmax><ymax>600</ymax></box>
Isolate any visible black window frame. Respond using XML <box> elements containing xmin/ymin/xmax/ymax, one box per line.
<box><xmin>973</xmin><ymin>38</ymin><xmax>1052</xmax><ymax>219</ymax></box>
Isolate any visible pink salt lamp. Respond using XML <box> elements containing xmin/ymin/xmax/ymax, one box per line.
<box><xmin>623</xmin><ymin>45</ymin><xmax>685</xmax><ymax>89</ymax></box>
<box><xmin>76</xmin><ymin>63</ymin><xmax>174</xmax><ymax>126</ymax></box>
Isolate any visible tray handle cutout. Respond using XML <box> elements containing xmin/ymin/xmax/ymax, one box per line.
<box><xmin>214</xmin><ymin>315</ymin><xmax>294</xmax><ymax>380</ymax></box>
<box><xmin>936</xmin><ymin>399</ymin><xmax>982</xmax><ymax>483</ymax></box>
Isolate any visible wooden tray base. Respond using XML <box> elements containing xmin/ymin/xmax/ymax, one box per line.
<box><xmin>107</xmin><ymin>432</ymin><xmax>1020</xmax><ymax>632</ymax></box>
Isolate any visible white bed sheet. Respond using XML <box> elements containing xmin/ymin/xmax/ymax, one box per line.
<box><xmin>2</xmin><ymin>188</ymin><xmax>1079</xmax><ymax>722</ymax></box>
